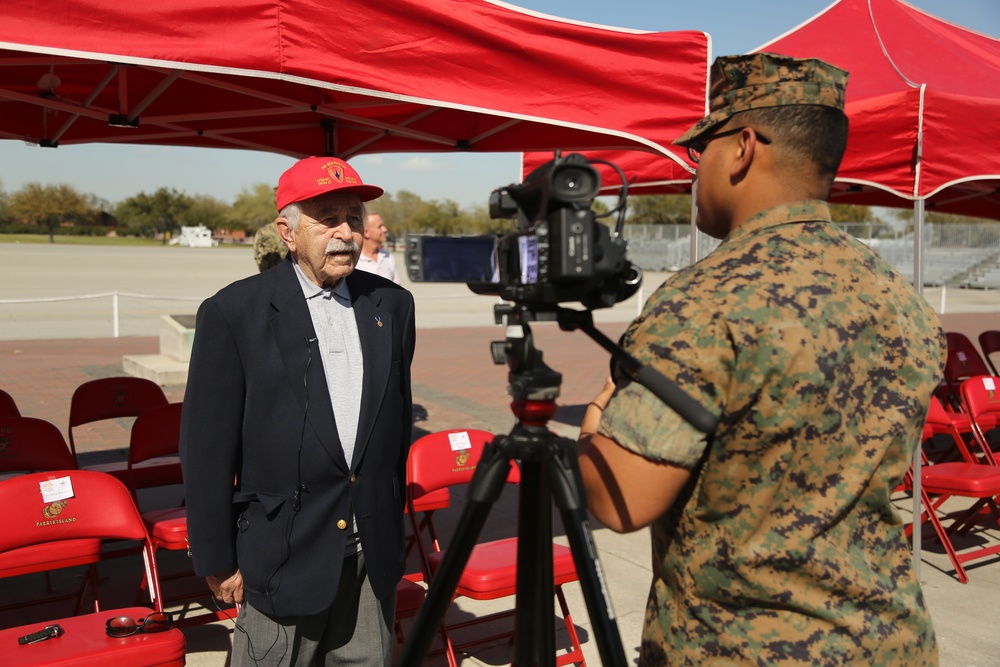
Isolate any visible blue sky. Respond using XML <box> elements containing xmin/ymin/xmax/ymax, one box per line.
<box><xmin>1</xmin><ymin>0</ymin><xmax>998</xmax><ymax>209</ymax></box>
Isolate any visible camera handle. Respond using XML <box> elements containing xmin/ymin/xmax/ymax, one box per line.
<box><xmin>554</xmin><ymin>306</ymin><xmax>719</xmax><ymax>435</ymax></box>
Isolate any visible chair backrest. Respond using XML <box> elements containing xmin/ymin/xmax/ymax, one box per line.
<box><xmin>0</xmin><ymin>389</ymin><xmax>21</xmax><ymax>418</ymax></box>
<box><xmin>959</xmin><ymin>375</ymin><xmax>1000</xmax><ymax>420</ymax></box>
<box><xmin>958</xmin><ymin>375</ymin><xmax>1000</xmax><ymax>464</ymax></box>
<box><xmin>978</xmin><ymin>330</ymin><xmax>1000</xmax><ymax>376</ymax></box>
<box><xmin>0</xmin><ymin>470</ymin><xmax>163</xmax><ymax>608</ymax></box>
<box><xmin>406</xmin><ymin>429</ymin><xmax>516</xmax><ymax>500</ymax></box>
<box><xmin>944</xmin><ymin>332</ymin><xmax>992</xmax><ymax>386</ymax></box>
<box><xmin>67</xmin><ymin>377</ymin><xmax>169</xmax><ymax>456</ymax></box>
<box><xmin>924</xmin><ymin>396</ymin><xmax>976</xmax><ymax>462</ymax></box>
<box><xmin>128</xmin><ymin>402</ymin><xmax>183</xmax><ymax>466</ymax></box>
<box><xmin>926</xmin><ymin>395</ymin><xmax>953</xmax><ymax>428</ymax></box>
<box><xmin>0</xmin><ymin>417</ymin><xmax>78</xmax><ymax>473</ymax></box>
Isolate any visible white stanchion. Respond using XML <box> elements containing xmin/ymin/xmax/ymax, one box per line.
<box><xmin>112</xmin><ymin>290</ymin><xmax>120</xmax><ymax>338</ymax></box>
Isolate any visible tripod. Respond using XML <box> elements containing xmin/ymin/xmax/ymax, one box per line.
<box><xmin>399</xmin><ymin>303</ymin><xmax>717</xmax><ymax>667</ymax></box>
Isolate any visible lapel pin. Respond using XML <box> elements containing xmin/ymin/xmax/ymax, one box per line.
<box><xmin>375</xmin><ymin>316</ymin><xmax>383</xmax><ymax>328</ymax></box>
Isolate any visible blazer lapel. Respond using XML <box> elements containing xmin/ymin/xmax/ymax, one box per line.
<box><xmin>350</xmin><ymin>280</ymin><xmax>391</xmax><ymax>470</ymax></box>
<box><xmin>270</xmin><ymin>261</ymin><xmax>350</xmax><ymax>473</ymax></box>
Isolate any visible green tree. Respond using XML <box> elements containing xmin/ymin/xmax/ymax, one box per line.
<box><xmin>186</xmin><ymin>195</ymin><xmax>231</xmax><ymax>231</ymax></box>
<box><xmin>115</xmin><ymin>187</ymin><xmax>192</xmax><ymax>242</ymax></box>
<box><xmin>370</xmin><ymin>190</ymin><xmax>428</xmax><ymax>239</ymax></box>
<box><xmin>229</xmin><ymin>183</ymin><xmax>277</xmax><ymax>233</ymax></box>
<box><xmin>8</xmin><ymin>183</ymin><xmax>96</xmax><ymax>242</ymax></box>
<box><xmin>893</xmin><ymin>209</ymin><xmax>992</xmax><ymax>227</ymax></box>
<box><xmin>829</xmin><ymin>204</ymin><xmax>876</xmax><ymax>223</ymax></box>
<box><xmin>627</xmin><ymin>195</ymin><xmax>692</xmax><ymax>225</ymax></box>
<box><xmin>0</xmin><ymin>181</ymin><xmax>9</xmax><ymax>225</ymax></box>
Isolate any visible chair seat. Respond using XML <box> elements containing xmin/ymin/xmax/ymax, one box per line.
<box><xmin>408</xmin><ymin>488</ymin><xmax>450</xmax><ymax>513</ymax></box>
<box><xmin>0</xmin><ymin>539</ymin><xmax>102</xmax><ymax>577</ymax></box>
<box><xmin>0</xmin><ymin>605</ymin><xmax>186</xmax><ymax>667</ymax></box>
<box><xmin>396</xmin><ymin>578</ymin><xmax>426</xmax><ymax>616</ymax></box>
<box><xmin>141</xmin><ymin>508</ymin><xmax>188</xmax><ymax>549</ymax></box>
<box><xmin>427</xmin><ymin>537</ymin><xmax>578</xmax><ymax>599</ymax></box>
<box><xmin>923</xmin><ymin>463</ymin><xmax>1000</xmax><ymax>496</ymax></box>
<box><xmin>84</xmin><ymin>457</ymin><xmax>183</xmax><ymax>490</ymax></box>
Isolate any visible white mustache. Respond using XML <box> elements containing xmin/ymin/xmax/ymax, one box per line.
<box><xmin>325</xmin><ymin>240</ymin><xmax>360</xmax><ymax>254</ymax></box>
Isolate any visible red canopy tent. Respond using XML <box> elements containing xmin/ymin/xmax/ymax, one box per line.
<box><xmin>0</xmin><ymin>0</ymin><xmax>707</xmax><ymax>162</ymax></box>
<box><xmin>524</xmin><ymin>0</ymin><xmax>1000</xmax><ymax>221</ymax></box>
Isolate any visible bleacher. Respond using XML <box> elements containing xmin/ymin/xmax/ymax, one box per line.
<box><xmin>624</xmin><ymin>223</ymin><xmax>1000</xmax><ymax>288</ymax></box>
<box><xmin>863</xmin><ymin>240</ymin><xmax>998</xmax><ymax>286</ymax></box>
<box><xmin>963</xmin><ymin>264</ymin><xmax>1000</xmax><ymax>290</ymax></box>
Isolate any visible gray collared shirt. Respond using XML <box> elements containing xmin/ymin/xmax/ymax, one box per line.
<box><xmin>292</xmin><ymin>261</ymin><xmax>364</xmax><ymax>544</ymax></box>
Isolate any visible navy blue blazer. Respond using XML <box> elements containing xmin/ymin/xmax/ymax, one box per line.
<box><xmin>180</xmin><ymin>257</ymin><xmax>415</xmax><ymax>617</ymax></box>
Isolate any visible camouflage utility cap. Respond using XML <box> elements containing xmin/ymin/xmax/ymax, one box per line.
<box><xmin>675</xmin><ymin>52</ymin><xmax>849</xmax><ymax>146</ymax></box>
<box><xmin>253</xmin><ymin>221</ymin><xmax>288</xmax><ymax>272</ymax></box>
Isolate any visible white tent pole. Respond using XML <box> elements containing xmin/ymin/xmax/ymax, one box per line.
<box><xmin>689</xmin><ymin>180</ymin><xmax>699</xmax><ymax>266</ymax></box>
<box><xmin>912</xmin><ymin>198</ymin><xmax>926</xmax><ymax>580</ymax></box>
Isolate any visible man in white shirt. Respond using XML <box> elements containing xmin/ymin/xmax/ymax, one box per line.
<box><xmin>356</xmin><ymin>213</ymin><xmax>400</xmax><ymax>284</ymax></box>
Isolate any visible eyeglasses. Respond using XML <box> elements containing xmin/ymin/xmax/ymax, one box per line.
<box><xmin>105</xmin><ymin>612</ymin><xmax>173</xmax><ymax>638</ymax></box>
<box><xmin>686</xmin><ymin>127</ymin><xmax>771</xmax><ymax>164</ymax></box>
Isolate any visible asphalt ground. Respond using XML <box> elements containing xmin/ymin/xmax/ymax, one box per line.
<box><xmin>1</xmin><ymin>242</ymin><xmax>999</xmax><ymax>666</ymax></box>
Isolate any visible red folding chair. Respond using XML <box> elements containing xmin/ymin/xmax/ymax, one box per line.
<box><xmin>905</xmin><ymin>435</ymin><xmax>1000</xmax><ymax>583</ymax></box>
<box><xmin>125</xmin><ymin>402</ymin><xmax>233</xmax><ymax>628</ymax></box>
<box><xmin>0</xmin><ymin>389</ymin><xmax>21</xmax><ymax>418</ymax></box>
<box><xmin>0</xmin><ymin>417</ymin><xmax>100</xmax><ymax>616</ymax></box>
<box><xmin>394</xmin><ymin>578</ymin><xmax>427</xmax><ymax>646</ymax></box>
<box><xmin>924</xmin><ymin>395</ymin><xmax>982</xmax><ymax>464</ymax></box>
<box><xmin>0</xmin><ymin>470</ymin><xmax>186</xmax><ymax>666</ymax></box>
<box><xmin>68</xmin><ymin>377</ymin><xmax>177</xmax><ymax>491</ymax></box>
<box><xmin>125</xmin><ymin>402</ymin><xmax>185</xmax><ymax>504</ymax></box>
<box><xmin>407</xmin><ymin>429</ymin><xmax>586</xmax><ymax>667</ymax></box>
<box><xmin>939</xmin><ymin>332</ymin><xmax>992</xmax><ymax>410</ymax></box>
<box><xmin>959</xmin><ymin>376</ymin><xmax>1000</xmax><ymax>466</ymax></box>
<box><xmin>978</xmin><ymin>330</ymin><xmax>1000</xmax><ymax>376</ymax></box>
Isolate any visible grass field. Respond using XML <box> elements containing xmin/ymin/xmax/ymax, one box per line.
<box><xmin>0</xmin><ymin>233</ymin><xmax>247</xmax><ymax>248</ymax></box>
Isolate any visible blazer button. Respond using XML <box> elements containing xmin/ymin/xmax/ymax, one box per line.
<box><xmin>349</xmin><ymin>474</ymin><xmax>357</xmax><ymax>483</ymax></box>
<box><xmin>337</xmin><ymin>519</ymin><xmax>347</xmax><ymax>530</ymax></box>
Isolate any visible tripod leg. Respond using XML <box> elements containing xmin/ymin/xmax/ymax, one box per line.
<box><xmin>398</xmin><ymin>440</ymin><xmax>514</xmax><ymax>667</ymax></box>
<box><xmin>547</xmin><ymin>437</ymin><xmax>629</xmax><ymax>667</ymax></box>
<box><xmin>514</xmin><ymin>458</ymin><xmax>556</xmax><ymax>667</ymax></box>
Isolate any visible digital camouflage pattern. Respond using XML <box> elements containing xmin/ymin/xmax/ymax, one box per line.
<box><xmin>253</xmin><ymin>221</ymin><xmax>288</xmax><ymax>272</ymax></box>
<box><xmin>675</xmin><ymin>52</ymin><xmax>849</xmax><ymax>146</ymax></box>
<box><xmin>599</xmin><ymin>201</ymin><xmax>946</xmax><ymax>666</ymax></box>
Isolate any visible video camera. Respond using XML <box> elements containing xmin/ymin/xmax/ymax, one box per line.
<box><xmin>406</xmin><ymin>153</ymin><xmax>641</xmax><ymax>310</ymax></box>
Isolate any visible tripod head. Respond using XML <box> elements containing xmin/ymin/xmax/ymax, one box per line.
<box><xmin>490</xmin><ymin>303</ymin><xmax>562</xmax><ymax>409</ymax></box>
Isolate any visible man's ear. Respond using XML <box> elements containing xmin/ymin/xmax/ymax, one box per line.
<box><xmin>730</xmin><ymin>129</ymin><xmax>757</xmax><ymax>179</ymax></box>
<box><xmin>274</xmin><ymin>217</ymin><xmax>294</xmax><ymax>248</ymax></box>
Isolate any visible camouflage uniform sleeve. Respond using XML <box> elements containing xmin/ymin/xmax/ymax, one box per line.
<box><xmin>598</xmin><ymin>285</ymin><xmax>731</xmax><ymax>468</ymax></box>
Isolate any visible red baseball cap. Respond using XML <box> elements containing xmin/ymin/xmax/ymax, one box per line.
<box><xmin>275</xmin><ymin>156</ymin><xmax>384</xmax><ymax>210</ymax></box>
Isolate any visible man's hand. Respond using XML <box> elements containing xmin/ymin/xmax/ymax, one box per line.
<box><xmin>578</xmin><ymin>378</ymin><xmax>691</xmax><ymax>533</ymax></box>
<box><xmin>206</xmin><ymin>569</ymin><xmax>244</xmax><ymax>605</ymax></box>
<box><xmin>580</xmin><ymin>376</ymin><xmax>616</xmax><ymax>436</ymax></box>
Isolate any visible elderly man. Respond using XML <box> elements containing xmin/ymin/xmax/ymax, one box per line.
<box><xmin>355</xmin><ymin>212</ymin><xmax>399</xmax><ymax>284</ymax></box>
<box><xmin>577</xmin><ymin>53</ymin><xmax>944</xmax><ymax>665</ymax></box>
<box><xmin>181</xmin><ymin>156</ymin><xmax>415</xmax><ymax>666</ymax></box>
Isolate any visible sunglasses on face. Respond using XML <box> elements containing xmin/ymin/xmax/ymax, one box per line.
<box><xmin>105</xmin><ymin>611</ymin><xmax>173</xmax><ymax>638</ymax></box>
<box><xmin>687</xmin><ymin>126</ymin><xmax>772</xmax><ymax>163</ymax></box>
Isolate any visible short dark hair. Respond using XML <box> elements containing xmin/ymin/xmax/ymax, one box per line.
<box><xmin>738</xmin><ymin>105</ymin><xmax>849</xmax><ymax>186</ymax></box>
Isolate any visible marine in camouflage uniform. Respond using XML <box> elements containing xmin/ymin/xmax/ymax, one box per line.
<box><xmin>578</xmin><ymin>53</ymin><xmax>946</xmax><ymax>666</ymax></box>
<box><xmin>253</xmin><ymin>221</ymin><xmax>288</xmax><ymax>272</ymax></box>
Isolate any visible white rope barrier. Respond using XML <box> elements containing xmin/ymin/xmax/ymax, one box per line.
<box><xmin>0</xmin><ymin>290</ymin><xmax>203</xmax><ymax>338</ymax></box>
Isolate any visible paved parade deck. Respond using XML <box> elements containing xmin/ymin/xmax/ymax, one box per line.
<box><xmin>1</xmin><ymin>243</ymin><xmax>998</xmax><ymax>665</ymax></box>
